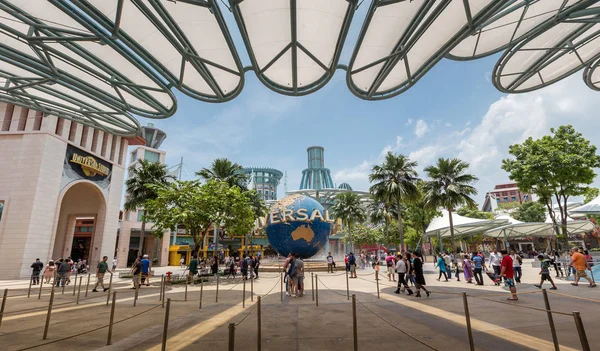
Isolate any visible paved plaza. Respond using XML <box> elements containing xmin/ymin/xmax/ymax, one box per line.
<box><xmin>0</xmin><ymin>259</ymin><xmax>598</xmax><ymax>351</ymax></box>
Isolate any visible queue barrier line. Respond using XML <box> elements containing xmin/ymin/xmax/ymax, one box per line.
<box><xmin>16</xmin><ymin>302</ymin><xmax>163</xmax><ymax>350</ymax></box>
<box><xmin>354</xmin><ymin>297</ymin><xmax>441</xmax><ymax>351</ymax></box>
<box><xmin>228</xmin><ymin>276</ymin><xmax>281</xmax><ymax>328</ymax></box>
<box><xmin>468</xmin><ymin>295</ymin><xmax>573</xmax><ymax>316</ymax></box>
<box><xmin>547</xmin><ymin>290</ymin><xmax>600</xmax><ymax>304</ymax></box>
<box><xmin>317</xmin><ymin>277</ymin><xmax>352</xmax><ymax>300</ymax></box>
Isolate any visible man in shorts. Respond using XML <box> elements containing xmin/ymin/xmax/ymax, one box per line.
<box><xmin>92</xmin><ymin>256</ymin><xmax>112</xmax><ymax>292</ymax></box>
<box><xmin>141</xmin><ymin>254</ymin><xmax>151</xmax><ymax>286</ymax></box>
<box><xmin>499</xmin><ymin>250</ymin><xmax>518</xmax><ymax>301</ymax></box>
<box><xmin>348</xmin><ymin>252</ymin><xmax>357</xmax><ymax>278</ymax></box>
<box><xmin>188</xmin><ymin>256</ymin><xmax>199</xmax><ymax>284</ymax></box>
<box><xmin>570</xmin><ymin>247</ymin><xmax>597</xmax><ymax>287</ymax></box>
<box><xmin>326</xmin><ymin>252</ymin><xmax>334</xmax><ymax>273</ymax></box>
<box><xmin>534</xmin><ymin>254</ymin><xmax>557</xmax><ymax>290</ymax></box>
<box><xmin>293</xmin><ymin>253</ymin><xmax>304</xmax><ymax>297</ymax></box>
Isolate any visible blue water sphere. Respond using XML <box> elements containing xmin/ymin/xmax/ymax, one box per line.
<box><xmin>265</xmin><ymin>194</ymin><xmax>332</xmax><ymax>259</ymax></box>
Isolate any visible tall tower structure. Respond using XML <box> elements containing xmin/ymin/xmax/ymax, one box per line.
<box><xmin>240</xmin><ymin>167</ymin><xmax>283</xmax><ymax>201</ymax></box>
<box><xmin>299</xmin><ymin>146</ymin><xmax>334</xmax><ymax>190</ymax></box>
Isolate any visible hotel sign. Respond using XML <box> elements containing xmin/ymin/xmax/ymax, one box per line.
<box><xmin>65</xmin><ymin>145</ymin><xmax>112</xmax><ymax>182</ymax></box>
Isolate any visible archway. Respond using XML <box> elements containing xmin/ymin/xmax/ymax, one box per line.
<box><xmin>52</xmin><ymin>181</ymin><xmax>106</xmax><ymax>264</ymax></box>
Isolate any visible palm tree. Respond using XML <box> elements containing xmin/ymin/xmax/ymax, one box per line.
<box><xmin>368</xmin><ymin>199</ymin><xmax>398</xmax><ymax>248</ymax></box>
<box><xmin>423</xmin><ymin>158</ymin><xmax>478</xmax><ymax>252</ymax></box>
<box><xmin>196</xmin><ymin>158</ymin><xmax>248</xmax><ymax>189</ymax></box>
<box><xmin>331</xmin><ymin>191</ymin><xmax>366</xmax><ymax>252</ymax></box>
<box><xmin>124</xmin><ymin>160</ymin><xmax>173</xmax><ymax>256</ymax></box>
<box><xmin>369</xmin><ymin>152</ymin><xmax>419</xmax><ymax>251</ymax></box>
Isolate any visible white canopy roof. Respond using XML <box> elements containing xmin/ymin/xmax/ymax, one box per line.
<box><xmin>484</xmin><ymin>214</ymin><xmax>553</xmax><ymax>239</ymax></box>
<box><xmin>544</xmin><ymin>212</ymin><xmax>596</xmax><ymax>234</ymax></box>
<box><xmin>569</xmin><ymin>196</ymin><xmax>600</xmax><ymax>215</ymax></box>
<box><xmin>426</xmin><ymin>210</ymin><xmax>508</xmax><ymax>238</ymax></box>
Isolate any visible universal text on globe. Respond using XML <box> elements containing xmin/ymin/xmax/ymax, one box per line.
<box><xmin>257</xmin><ymin>208</ymin><xmax>335</xmax><ymax>227</ymax></box>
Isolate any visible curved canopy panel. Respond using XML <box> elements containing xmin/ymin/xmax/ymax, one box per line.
<box><xmin>347</xmin><ymin>0</ymin><xmax>506</xmax><ymax>100</ymax></box>
<box><xmin>570</xmin><ymin>195</ymin><xmax>600</xmax><ymax>215</ymax></box>
<box><xmin>0</xmin><ymin>1</ymin><xmax>142</xmax><ymax>135</ymax></box>
<box><xmin>231</xmin><ymin>0</ymin><xmax>355</xmax><ymax>95</ymax></box>
<box><xmin>584</xmin><ymin>56</ymin><xmax>600</xmax><ymax>90</ymax></box>
<box><xmin>426</xmin><ymin>210</ymin><xmax>508</xmax><ymax>238</ymax></box>
<box><xmin>64</xmin><ymin>0</ymin><xmax>244</xmax><ymax>102</ymax></box>
<box><xmin>484</xmin><ymin>214</ymin><xmax>553</xmax><ymax>238</ymax></box>
<box><xmin>493</xmin><ymin>4</ymin><xmax>600</xmax><ymax>93</ymax></box>
<box><xmin>545</xmin><ymin>212</ymin><xmax>596</xmax><ymax>234</ymax></box>
<box><xmin>448</xmin><ymin>0</ymin><xmax>597</xmax><ymax>61</ymax></box>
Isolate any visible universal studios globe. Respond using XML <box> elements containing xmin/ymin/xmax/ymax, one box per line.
<box><xmin>264</xmin><ymin>194</ymin><xmax>333</xmax><ymax>259</ymax></box>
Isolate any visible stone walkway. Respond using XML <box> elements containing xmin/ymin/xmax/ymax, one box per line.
<box><xmin>0</xmin><ymin>260</ymin><xmax>598</xmax><ymax>350</ymax></box>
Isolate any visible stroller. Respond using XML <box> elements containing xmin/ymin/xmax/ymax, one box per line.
<box><xmin>486</xmin><ymin>270</ymin><xmax>501</xmax><ymax>286</ymax></box>
<box><xmin>77</xmin><ymin>261</ymin><xmax>87</xmax><ymax>274</ymax></box>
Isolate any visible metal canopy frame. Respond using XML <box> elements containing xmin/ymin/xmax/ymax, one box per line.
<box><xmin>493</xmin><ymin>7</ymin><xmax>600</xmax><ymax>93</ymax></box>
<box><xmin>447</xmin><ymin>0</ymin><xmax>600</xmax><ymax>61</ymax></box>
<box><xmin>60</xmin><ymin>0</ymin><xmax>245</xmax><ymax>103</ymax></box>
<box><xmin>346</xmin><ymin>0</ymin><xmax>507</xmax><ymax>100</ymax></box>
<box><xmin>230</xmin><ymin>0</ymin><xmax>356</xmax><ymax>96</ymax></box>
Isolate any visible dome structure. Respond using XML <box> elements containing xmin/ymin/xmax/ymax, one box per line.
<box><xmin>338</xmin><ymin>183</ymin><xmax>353</xmax><ymax>191</ymax></box>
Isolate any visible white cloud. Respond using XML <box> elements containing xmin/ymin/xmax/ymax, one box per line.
<box><xmin>406</xmin><ymin>118</ymin><xmax>413</xmax><ymax>126</ymax></box>
<box><xmin>414</xmin><ymin>119</ymin><xmax>430</xmax><ymax>138</ymax></box>
<box><xmin>333</xmin><ymin>161</ymin><xmax>371</xmax><ymax>189</ymax></box>
<box><xmin>408</xmin><ymin>145</ymin><xmax>439</xmax><ymax>168</ymax></box>
<box><xmin>379</xmin><ymin>136</ymin><xmax>403</xmax><ymax>159</ymax></box>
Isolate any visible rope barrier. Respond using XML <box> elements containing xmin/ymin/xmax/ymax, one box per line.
<box><xmin>547</xmin><ymin>290</ymin><xmax>600</xmax><ymax>304</ymax></box>
<box><xmin>233</xmin><ymin>277</ymin><xmax>280</xmax><ymax>327</ymax></box>
<box><xmin>354</xmin><ymin>298</ymin><xmax>441</xmax><ymax>351</ymax></box>
<box><xmin>317</xmin><ymin>277</ymin><xmax>350</xmax><ymax>299</ymax></box>
<box><xmin>467</xmin><ymin>295</ymin><xmax>573</xmax><ymax>316</ymax></box>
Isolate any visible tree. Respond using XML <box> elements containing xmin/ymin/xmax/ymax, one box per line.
<box><xmin>513</xmin><ymin>201</ymin><xmax>546</xmax><ymax>222</ymax></box>
<box><xmin>367</xmin><ymin>199</ymin><xmax>397</xmax><ymax>247</ymax></box>
<box><xmin>423</xmin><ymin>158</ymin><xmax>478</xmax><ymax>252</ymax></box>
<box><xmin>331</xmin><ymin>191</ymin><xmax>366</xmax><ymax>250</ymax></box>
<box><xmin>457</xmin><ymin>206</ymin><xmax>494</xmax><ymax>220</ymax></box>
<box><xmin>344</xmin><ymin>224</ymin><xmax>381</xmax><ymax>247</ymax></box>
<box><xmin>369</xmin><ymin>152</ymin><xmax>419</xmax><ymax>251</ymax></box>
<box><xmin>196</xmin><ymin>158</ymin><xmax>248</xmax><ymax>189</ymax></box>
<box><xmin>584</xmin><ymin>187</ymin><xmax>599</xmax><ymax>204</ymax></box>
<box><xmin>404</xmin><ymin>180</ymin><xmax>441</xmax><ymax>246</ymax></box>
<box><xmin>124</xmin><ymin>159</ymin><xmax>173</xmax><ymax>256</ymax></box>
<box><xmin>502</xmin><ymin>125</ymin><xmax>600</xmax><ymax>237</ymax></box>
<box><xmin>145</xmin><ymin>180</ymin><xmax>255</xmax><ymax>257</ymax></box>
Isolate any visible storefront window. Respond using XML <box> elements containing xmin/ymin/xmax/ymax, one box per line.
<box><xmin>137</xmin><ymin>211</ymin><xmax>144</xmax><ymax>222</ymax></box>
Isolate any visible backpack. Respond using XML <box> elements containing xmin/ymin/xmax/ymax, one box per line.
<box><xmin>241</xmin><ymin>258</ymin><xmax>248</xmax><ymax>269</ymax></box>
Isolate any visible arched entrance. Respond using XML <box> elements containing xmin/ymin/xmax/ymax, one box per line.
<box><xmin>52</xmin><ymin>181</ymin><xmax>106</xmax><ymax>264</ymax></box>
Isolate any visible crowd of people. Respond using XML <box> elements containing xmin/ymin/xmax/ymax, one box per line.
<box><xmin>183</xmin><ymin>254</ymin><xmax>262</xmax><ymax>284</ymax></box>
<box><xmin>282</xmin><ymin>253</ymin><xmax>305</xmax><ymax>298</ymax></box>
<box><xmin>29</xmin><ymin>255</ymin><xmax>115</xmax><ymax>293</ymax></box>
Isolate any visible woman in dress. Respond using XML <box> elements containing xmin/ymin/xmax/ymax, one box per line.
<box><xmin>412</xmin><ymin>252</ymin><xmax>430</xmax><ymax>297</ymax></box>
<box><xmin>462</xmin><ymin>254</ymin><xmax>473</xmax><ymax>283</ymax></box>
<box><xmin>43</xmin><ymin>260</ymin><xmax>55</xmax><ymax>284</ymax></box>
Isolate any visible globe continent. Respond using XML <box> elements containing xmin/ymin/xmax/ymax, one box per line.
<box><xmin>265</xmin><ymin>194</ymin><xmax>331</xmax><ymax>259</ymax></box>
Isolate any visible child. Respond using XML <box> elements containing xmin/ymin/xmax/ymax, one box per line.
<box><xmin>535</xmin><ymin>254</ymin><xmax>557</xmax><ymax>290</ymax></box>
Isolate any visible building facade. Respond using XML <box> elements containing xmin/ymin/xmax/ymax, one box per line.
<box><xmin>117</xmin><ymin>124</ymin><xmax>170</xmax><ymax>268</ymax></box>
<box><xmin>240</xmin><ymin>167</ymin><xmax>283</xmax><ymax>201</ymax></box>
<box><xmin>0</xmin><ymin>103</ymin><xmax>138</xmax><ymax>278</ymax></box>
<box><xmin>482</xmin><ymin>182</ymin><xmax>533</xmax><ymax>212</ymax></box>
<box><xmin>299</xmin><ymin>146</ymin><xmax>334</xmax><ymax>190</ymax></box>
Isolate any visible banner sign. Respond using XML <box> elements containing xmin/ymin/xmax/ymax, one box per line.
<box><xmin>60</xmin><ymin>144</ymin><xmax>112</xmax><ymax>194</ymax></box>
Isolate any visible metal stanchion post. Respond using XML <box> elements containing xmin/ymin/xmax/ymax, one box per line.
<box><xmin>161</xmin><ymin>298</ymin><xmax>171</xmax><ymax>351</ymax></box>
<box><xmin>76</xmin><ymin>276</ymin><xmax>82</xmax><ymax>305</ymax></box>
<box><xmin>106</xmin><ymin>273</ymin><xmax>113</xmax><ymax>306</ymax></box>
<box><xmin>251</xmin><ymin>276</ymin><xmax>254</xmax><ymax>302</ymax></box>
<box><xmin>257</xmin><ymin>295</ymin><xmax>262</xmax><ymax>351</ymax></box>
<box><xmin>228</xmin><ymin>323</ymin><xmax>235</xmax><ymax>351</ymax></box>
<box><xmin>134</xmin><ymin>283</ymin><xmax>139</xmax><ymax>307</ymax></box>
<box><xmin>243</xmin><ymin>278</ymin><xmax>246</xmax><ymax>308</ymax></box>
<box><xmin>38</xmin><ymin>276</ymin><xmax>44</xmax><ymax>299</ymax></box>
<box><xmin>462</xmin><ymin>292</ymin><xmax>475</xmax><ymax>351</ymax></box>
<box><xmin>159</xmin><ymin>274</ymin><xmax>164</xmax><ymax>301</ymax></box>
<box><xmin>573</xmin><ymin>311</ymin><xmax>590</xmax><ymax>351</ymax></box>
<box><xmin>72</xmin><ymin>273</ymin><xmax>78</xmax><ymax>296</ymax></box>
<box><xmin>199</xmin><ymin>278</ymin><xmax>203</xmax><ymax>309</ymax></box>
<box><xmin>352</xmin><ymin>295</ymin><xmax>358</xmax><ymax>351</ymax></box>
<box><xmin>107</xmin><ymin>291</ymin><xmax>117</xmax><ymax>345</ymax></box>
<box><xmin>280</xmin><ymin>272</ymin><xmax>283</xmax><ymax>302</ymax></box>
<box><xmin>311</xmin><ymin>273</ymin><xmax>314</xmax><ymax>301</ymax></box>
<box><xmin>27</xmin><ymin>275</ymin><xmax>33</xmax><ymax>298</ymax></box>
<box><xmin>43</xmin><ymin>289</ymin><xmax>55</xmax><ymax>340</ymax></box>
<box><xmin>216</xmin><ymin>274</ymin><xmax>220</xmax><ymax>303</ymax></box>
<box><xmin>0</xmin><ymin>289</ymin><xmax>7</xmax><ymax>327</ymax></box>
<box><xmin>62</xmin><ymin>280</ymin><xmax>65</xmax><ymax>295</ymax></box>
<box><xmin>185</xmin><ymin>279</ymin><xmax>188</xmax><ymax>302</ymax></box>
<box><xmin>85</xmin><ymin>274</ymin><xmax>90</xmax><ymax>297</ymax></box>
<box><xmin>346</xmin><ymin>270</ymin><xmax>350</xmax><ymax>300</ymax></box>
<box><xmin>315</xmin><ymin>275</ymin><xmax>319</xmax><ymax>307</ymax></box>
<box><xmin>376</xmin><ymin>274</ymin><xmax>380</xmax><ymax>299</ymax></box>
<box><xmin>542</xmin><ymin>289</ymin><xmax>559</xmax><ymax>351</ymax></box>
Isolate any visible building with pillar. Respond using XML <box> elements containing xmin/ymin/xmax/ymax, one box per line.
<box><xmin>240</xmin><ymin>167</ymin><xmax>283</xmax><ymax>201</ymax></box>
<box><xmin>299</xmin><ymin>146</ymin><xmax>334</xmax><ymax>190</ymax></box>
<box><xmin>0</xmin><ymin>103</ymin><xmax>141</xmax><ymax>279</ymax></box>
<box><xmin>117</xmin><ymin>123</ymin><xmax>170</xmax><ymax>268</ymax></box>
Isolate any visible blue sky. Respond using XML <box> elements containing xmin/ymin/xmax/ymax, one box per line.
<box><xmin>135</xmin><ymin>3</ymin><xmax>600</xmax><ymax>206</ymax></box>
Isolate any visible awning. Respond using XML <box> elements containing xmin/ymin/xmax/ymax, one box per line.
<box><xmin>426</xmin><ymin>210</ymin><xmax>508</xmax><ymax>238</ymax></box>
<box><xmin>569</xmin><ymin>195</ymin><xmax>600</xmax><ymax>215</ymax></box>
<box><xmin>484</xmin><ymin>214</ymin><xmax>553</xmax><ymax>239</ymax></box>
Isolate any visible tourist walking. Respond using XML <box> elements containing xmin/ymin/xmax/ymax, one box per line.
<box><xmin>386</xmin><ymin>253</ymin><xmax>396</xmax><ymax>282</ymax></box>
<box><xmin>462</xmin><ymin>255</ymin><xmax>473</xmax><ymax>283</ymax></box>
<box><xmin>394</xmin><ymin>254</ymin><xmax>413</xmax><ymax>295</ymax></box>
<box><xmin>443</xmin><ymin>252</ymin><xmax>452</xmax><ymax>280</ymax></box>
<box><xmin>92</xmin><ymin>256</ymin><xmax>112</xmax><ymax>292</ymax></box>
<box><xmin>286</xmin><ymin>254</ymin><xmax>297</xmax><ymax>296</ymax></box>
<box><xmin>489</xmin><ymin>249</ymin><xmax>501</xmax><ymax>279</ymax></box>
<box><xmin>472</xmin><ymin>252</ymin><xmax>485</xmax><ymax>285</ymax></box>
<box><xmin>253</xmin><ymin>255</ymin><xmax>260</xmax><ymax>279</ymax></box>
<box><xmin>188</xmin><ymin>256</ymin><xmax>199</xmax><ymax>284</ymax></box>
<box><xmin>550</xmin><ymin>251</ymin><xmax>564</xmax><ymax>277</ymax></box>
<box><xmin>500</xmin><ymin>250</ymin><xmax>518</xmax><ymax>301</ymax></box>
<box><xmin>293</xmin><ymin>253</ymin><xmax>304</xmax><ymax>297</ymax></box>
<box><xmin>56</xmin><ymin>259</ymin><xmax>70</xmax><ymax>287</ymax></box>
<box><xmin>569</xmin><ymin>247</ymin><xmax>597</xmax><ymax>287</ymax></box>
<box><xmin>228</xmin><ymin>259</ymin><xmax>236</xmax><ymax>278</ymax></box>
<box><xmin>435</xmin><ymin>255</ymin><xmax>448</xmax><ymax>282</ymax></box>
<box><xmin>510</xmin><ymin>250</ymin><xmax>523</xmax><ymax>283</ymax></box>
<box><xmin>412</xmin><ymin>252</ymin><xmax>430</xmax><ymax>297</ymax></box>
<box><xmin>131</xmin><ymin>257</ymin><xmax>142</xmax><ymax>289</ymax></box>
<box><xmin>326</xmin><ymin>252</ymin><xmax>334</xmax><ymax>273</ymax></box>
<box><xmin>141</xmin><ymin>254</ymin><xmax>151</xmax><ymax>286</ymax></box>
<box><xmin>180</xmin><ymin>256</ymin><xmax>185</xmax><ymax>268</ymax></box>
<box><xmin>30</xmin><ymin>258</ymin><xmax>43</xmax><ymax>285</ymax></box>
<box><xmin>534</xmin><ymin>254</ymin><xmax>557</xmax><ymax>290</ymax></box>
<box><xmin>43</xmin><ymin>260</ymin><xmax>55</xmax><ymax>284</ymax></box>
<box><xmin>112</xmin><ymin>257</ymin><xmax>118</xmax><ymax>271</ymax></box>
<box><xmin>348</xmin><ymin>252</ymin><xmax>357</xmax><ymax>278</ymax></box>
